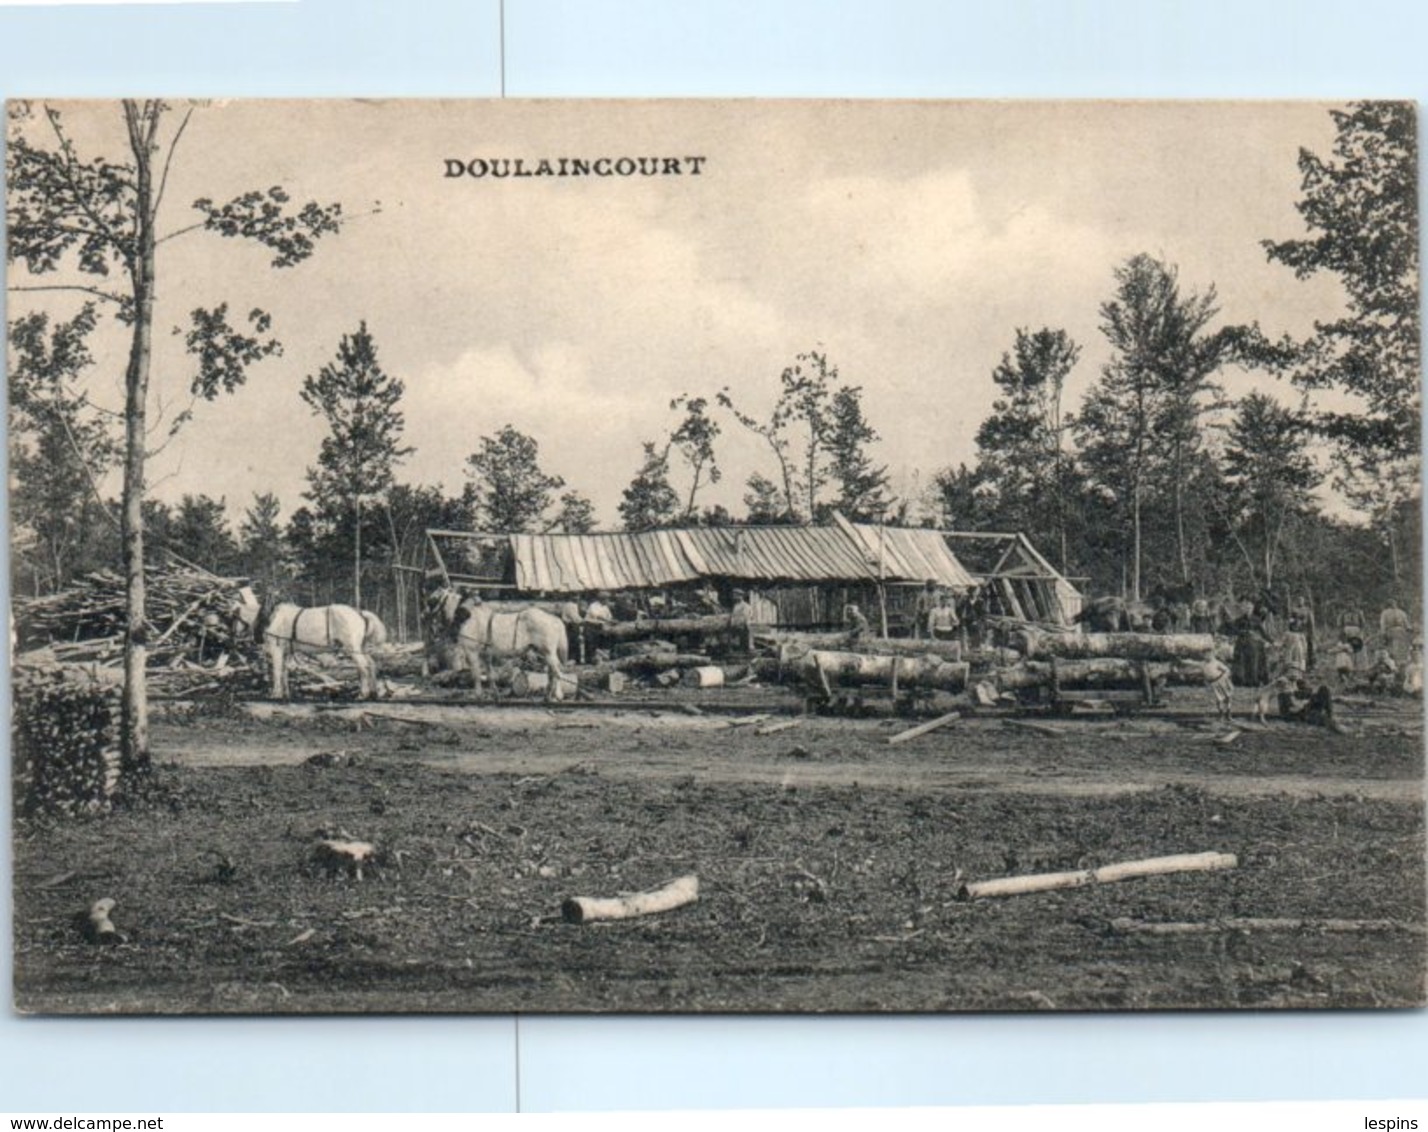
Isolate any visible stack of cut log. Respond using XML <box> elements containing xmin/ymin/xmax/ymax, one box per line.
<box><xmin>12</xmin><ymin>668</ymin><xmax>124</xmax><ymax>816</ymax></box>
<box><xmin>14</xmin><ymin>564</ymin><xmax>247</xmax><ymax>666</ymax></box>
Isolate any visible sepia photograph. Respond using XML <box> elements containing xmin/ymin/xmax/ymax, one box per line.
<box><xmin>7</xmin><ymin>98</ymin><xmax>1424</xmax><ymax>1014</ymax></box>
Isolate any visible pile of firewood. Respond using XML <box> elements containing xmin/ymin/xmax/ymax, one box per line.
<box><xmin>12</xmin><ymin>668</ymin><xmax>124</xmax><ymax>816</ymax></box>
<box><xmin>14</xmin><ymin>564</ymin><xmax>247</xmax><ymax>666</ymax></box>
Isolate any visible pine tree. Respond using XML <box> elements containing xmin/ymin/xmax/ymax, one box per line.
<box><xmin>824</xmin><ymin>385</ymin><xmax>890</xmax><ymax>522</ymax></box>
<box><xmin>975</xmin><ymin>328</ymin><xmax>1079</xmax><ymax>569</ymax></box>
<box><xmin>619</xmin><ymin>442</ymin><xmax>681</xmax><ymax>531</ymax></box>
<box><xmin>300</xmin><ymin>322</ymin><xmax>413</xmax><ymax>609</ymax></box>
<box><xmin>239</xmin><ymin>492</ymin><xmax>292</xmax><ymax>593</ymax></box>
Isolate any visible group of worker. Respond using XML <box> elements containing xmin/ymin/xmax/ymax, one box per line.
<box><xmin>841</xmin><ymin>582</ymin><xmax>966</xmax><ymax>649</ymax></box>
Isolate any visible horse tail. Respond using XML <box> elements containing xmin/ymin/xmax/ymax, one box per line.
<box><xmin>363</xmin><ymin>611</ymin><xmax>388</xmax><ymax>649</ymax></box>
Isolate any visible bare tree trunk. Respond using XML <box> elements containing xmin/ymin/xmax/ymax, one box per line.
<box><xmin>353</xmin><ymin>496</ymin><xmax>363</xmax><ymax>610</ymax></box>
<box><xmin>386</xmin><ymin>503</ymin><xmax>406</xmax><ymax>642</ymax></box>
<box><xmin>1174</xmin><ymin>442</ymin><xmax>1190</xmax><ymax>584</ymax></box>
<box><xmin>1131</xmin><ymin>478</ymin><xmax>1142</xmax><ymax>603</ymax></box>
<box><xmin>120</xmin><ymin>101</ymin><xmax>158</xmax><ymax>771</ymax></box>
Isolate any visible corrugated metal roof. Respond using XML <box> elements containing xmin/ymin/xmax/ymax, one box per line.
<box><xmin>467</xmin><ymin>519</ymin><xmax>980</xmax><ymax>593</ymax></box>
<box><xmin>834</xmin><ymin>516</ymin><xmax>979</xmax><ymax>590</ymax></box>
<box><xmin>510</xmin><ymin>532</ymin><xmax>698</xmax><ymax>592</ymax></box>
<box><xmin>675</xmin><ymin>525</ymin><xmax>878</xmax><ymax>582</ymax></box>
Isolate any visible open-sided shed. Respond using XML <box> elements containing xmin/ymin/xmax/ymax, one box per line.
<box><xmin>424</xmin><ymin>517</ymin><xmax>1077</xmax><ymax>630</ymax></box>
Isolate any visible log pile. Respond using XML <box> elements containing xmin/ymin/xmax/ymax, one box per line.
<box><xmin>14</xmin><ymin>564</ymin><xmax>247</xmax><ymax>666</ymax></box>
<box><xmin>12</xmin><ymin>668</ymin><xmax>125</xmax><ymax>816</ymax></box>
<box><xmin>754</xmin><ymin>626</ymin><xmax>1225</xmax><ymax>707</ymax></box>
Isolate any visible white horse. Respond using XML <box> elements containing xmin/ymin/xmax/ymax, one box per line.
<box><xmin>234</xmin><ymin>598</ymin><xmax>385</xmax><ymax>699</ymax></box>
<box><xmin>427</xmin><ymin>587</ymin><xmax>569</xmax><ymax>701</ymax></box>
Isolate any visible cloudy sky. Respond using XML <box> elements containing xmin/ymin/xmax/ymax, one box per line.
<box><xmin>11</xmin><ymin>99</ymin><xmax>1350</xmax><ymax>526</ymax></box>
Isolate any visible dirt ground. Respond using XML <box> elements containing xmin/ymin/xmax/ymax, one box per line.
<box><xmin>12</xmin><ymin>688</ymin><xmax>1427</xmax><ymax>1014</ymax></box>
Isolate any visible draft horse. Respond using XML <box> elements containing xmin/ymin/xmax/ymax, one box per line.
<box><xmin>233</xmin><ymin>596</ymin><xmax>386</xmax><ymax>699</ymax></box>
<box><xmin>426</xmin><ymin>586</ymin><xmax>569</xmax><ymax>701</ymax></box>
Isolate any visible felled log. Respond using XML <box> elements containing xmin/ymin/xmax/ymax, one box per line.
<box><xmin>682</xmin><ymin>665</ymin><xmax>726</xmax><ymax>689</ymax></box>
<box><xmin>1015</xmin><ymin>629</ymin><xmax>1216</xmax><ymax>662</ymax></box>
<box><xmin>561</xmin><ymin>874</ymin><xmax>699</xmax><ymax>924</ymax></box>
<box><xmin>994</xmin><ymin>658</ymin><xmax>1210</xmax><ymax>692</ymax></box>
<box><xmin>759</xmin><ymin>630</ymin><xmax>970</xmax><ymax>662</ymax></box>
<box><xmin>511</xmin><ymin>670</ymin><xmax>580</xmax><ymax>698</ymax></box>
<box><xmin>789</xmin><ymin>650</ymin><xmax>970</xmax><ymax>693</ymax></box>
<box><xmin>956</xmin><ymin>851</ymin><xmax>1237</xmax><ymax>901</ymax></box>
<box><xmin>595</xmin><ymin>615</ymin><xmax>745</xmax><ymax>641</ymax></box>
<box><xmin>313</xmin><ymin>839</ymin><xmax>378</xmax><ymax>880</ymax></box>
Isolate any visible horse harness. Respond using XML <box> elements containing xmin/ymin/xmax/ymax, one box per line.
<box><xmin>265</xmin><ymin>604</ymin><xmax>335</xmax><ymax>649</ymax></box>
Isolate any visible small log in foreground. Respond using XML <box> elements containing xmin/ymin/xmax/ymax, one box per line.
<box><xmin>957</xmin><ymin>851</ymin><xmax>1237</xmax><ymax>901</ymax></box>
<box><xmin>314</xmin><ymin>839</ymin><xmax>378</xmax><ymax>880</ymax></box>
<box><xmin>562</xmin><ymin>874</ymin><xmax>699</xmax><ymax>924</ymax></box>
<box><xmin>84</xmin><ymin>896</ymin><xmax>119</xmax><ymax>943</ymax></box>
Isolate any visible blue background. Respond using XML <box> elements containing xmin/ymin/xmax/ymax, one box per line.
<box><xmin>1</xmin><ymin>0</ymin><xmax>1425</xmax><ymax>1113</ymax></box>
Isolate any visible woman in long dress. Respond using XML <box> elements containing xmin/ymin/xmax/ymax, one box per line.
<box><xmin>1232</xmin><ymin>603</ymin><xmax>1271</xmax><ymax>687</ymax></box>
<box><xmin>1281</xmin><ymin>615</ymin><xmax>1309</xmax><ymax>676</ymax></box>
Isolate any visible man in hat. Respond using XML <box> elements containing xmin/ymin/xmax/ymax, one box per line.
<box><xmin>913</xmin><ymin>581</ymin><xmax>938</xmax><ymax>640</ymax></box>
<box><xmin>584</xmin><ymin>592</ymin><xmax>615</xmax><ymax>623</ymax></box>
<box><xmin>843</xmin><ymin>602</ymin><xmax>871</xmax><ymax>644</ymax></box>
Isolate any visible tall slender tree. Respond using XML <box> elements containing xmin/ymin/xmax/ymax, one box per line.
<box><xmin>6</xmin><ymin>99</ymin><xmax>342</xmax><ymax>766</ymax></box>
<box><xmin>1077</xmin><ymin>255</ymin><xmax>1233</xmax><ymax>597</ymax></box>
<box><xmin>300</xmin><ymin>322</ymin><xmax>413</xmax><ymax>610</ymax></box>
<box><xmin>668</xmin><ymin>394</ymin><xmax>722</xmax><ymax>520</ymax></box>
<box><xmin>975</xmin><ymin>327</ymin><xmax>1080</xmax><ymax>568</ymax></box>
<box><xmin>1218</xmin><ymin>393</ymin><xmax>1321</xmax><ymax>589</ymax></box>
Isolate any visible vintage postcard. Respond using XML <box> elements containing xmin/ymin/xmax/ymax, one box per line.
<box><xmin>7</xmin><ymin>99</ymin><xmax>1423</xmax><ymax>1013</ymax></box>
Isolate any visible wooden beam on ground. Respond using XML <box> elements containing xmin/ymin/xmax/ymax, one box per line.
<box><xmin>956</xmin><ymin>851</ymin><xmax>1237</xmax><ymax>901</ymax></box>
<box><xmin>754</xmin><ymin>718</ymin><xmax>803</xmax><ymax>736</ymax></box>
<box><xmin>887</xmin><ymin>710</ymin><xmax>961</xmax><ymax>745</ymax></box>
<box><xmin>1109</xmin><ymin>917</ymin><xmax>1424</xmax><ymax>936</ymax></box>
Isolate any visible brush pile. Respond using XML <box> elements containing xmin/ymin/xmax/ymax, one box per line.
<box><xmin>14</xmin><ymin>564</ymin><xmax>248</xmax><ymax>666</ymax></box>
